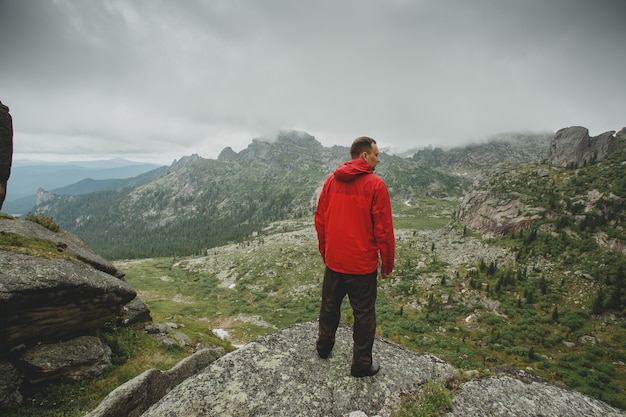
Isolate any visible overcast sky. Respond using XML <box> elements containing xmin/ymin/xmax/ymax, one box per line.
<box><xmin>1</xmin><ymin>0</ymin><xmax>625</xmax><ymax>165</ymax></box>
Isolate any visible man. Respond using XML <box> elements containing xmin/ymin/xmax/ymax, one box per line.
<box><xmin>314</xmin><ymin>136</ymin><xmax>395</xmax><ymax>377</ymax></box>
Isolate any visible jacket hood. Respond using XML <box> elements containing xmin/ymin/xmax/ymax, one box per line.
<box><xmin>333</xmin><ymin>159</ymin><xmax>373</xmax><ymax>182</ymax></box>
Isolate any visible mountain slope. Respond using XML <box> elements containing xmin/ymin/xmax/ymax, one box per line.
<box><xmin>35</xmin><ymin>131</ymin><xmax>470</xmax><ymax>259</ymax></box>
<box><xmin>32</xmin><ymin>130</ymin><xmax>561</xmax><ymax>260</ymax></box>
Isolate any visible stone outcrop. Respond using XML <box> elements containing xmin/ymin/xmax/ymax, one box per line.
<box><xmin>77</xmin><ymin>320</ymin><xmax>623</xmax><ymax>417</ymax></box>
<box><xmin>140</xmin><ymin>321</ymin><xmax>457</xmax><ymax>417</ymax></box>
<box><xmin>0</xmin><ymin>100</ymin><xmax>13</xmax><ymax>211</ymax></box>
<box><xmin>456</xmin><ymin>189</ymin><xmax>546</xmax><ymax>238</ymax></box>
<box><xmin>445</xmin><ymin>368</ymin><xmax>626</xmax><ymax>417</ymax></box>
<box><xmin>85</xmin><ymin>346</ymin><xmax>225</xmax><ymax>417</ymax></box>
<box><xmin>548</xmin><ymin>126</ymin><xmax>622</xmax><ymax>167</ymax></box>
<box><xmin>457</xmin><ymin>126</ymin><xmax>626</xmax><ymax>238</ymax></box>
<box><xmin>0</xmin><ymin>216</ymin><xmax>126</xmax><ymax>278</ymax></box>
<box><xmin>120</xmin><ymin>296</ymin><xmax>152</xmax><ymax>325</ymax></box>
<box><xmin>217</xmin><ymin>146</ymin><xmax>238</xmax><ymax>161</ymax></box>
<box><xmin>0</xmin><ymin>249</ymin><xmax>136</xmax><ymax>352</ymax></box>
<box><xmin>0</xmin><ymin>217</ymin><xmax>148</xmax><ymax>408</ymax></box>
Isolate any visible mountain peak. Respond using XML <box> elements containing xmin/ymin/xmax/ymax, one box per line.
<box><xmin>169</xmin><ymin>154</ymin><xmax>201</xmax><ymax>170</ymax></box>
<box><xmin>221</xmin><ymin>130</ymin><xmax>323</xmax><ymax>163</ymax></box>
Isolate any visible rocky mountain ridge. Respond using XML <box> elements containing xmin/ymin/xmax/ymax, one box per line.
<box><xmin>413</xmin><ymin>131</ymin><xmax>553</xmax><ymax>174</ymax></box>
<box><xmin>30</xmin><ymin>129</ymin><xmax>565</xmax><ymax>260</ymax></box>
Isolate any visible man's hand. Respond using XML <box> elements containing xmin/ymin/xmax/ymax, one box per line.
<box><xmin>382</xmin><ymin>271</ymin><xmax>392</xmax><ymax>279</ymax></box>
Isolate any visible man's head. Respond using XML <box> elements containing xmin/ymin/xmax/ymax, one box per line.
<box><xmin>350</xmin><ymin>136</ymin><xmax>380</xmax><ymax>170</ymax></box>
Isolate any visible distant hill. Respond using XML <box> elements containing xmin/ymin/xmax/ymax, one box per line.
<box><xmin>32</xmin><ymin>130</ymin><xmax>553</xmax><ymax>259</ymax></box>
<box><xmin>6</xmin><ymin>159</ymin><xmax>164</xmax><ymax>200</ymax></box>
<box><xmin>3</xmin><ymin>159</ymin><xmax>165</xmax><ymax>214</ymax></box>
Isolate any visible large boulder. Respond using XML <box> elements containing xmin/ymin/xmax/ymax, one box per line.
<box><xmin>0</xmin><ymin>217</ymin><xmax>148</xmax><ymax>409</ymax></box>
<box><xmin>548</xmin><ymin>126</ymin><xmax>621</xmax><ymax>167</ymax></box>
<box><xmin>137</xmin><ymin>320</ymin><xmax>626</xmax><ymax>416</ymax></box>
<box><xmin>85</xmin><ymin>347</ymin><xmax>225</xmax><ymax>417</ymax></box>
<box><xmin>140</xmin><ymin>321</ymin><xmax>457</xmax><ymax>417</ymax></box>
<box><xmin>0</xmin><ymin>218</ymin><xmax>139</xmax><ymax>356</ymax></box>
<box><xmin>455</xmin><ymin>165</ymin><xmax>547</xmax><ymax>238</ymax></box>
<box><xmin>0</xmin><ymin>100</ymin><xmax>13</xmax><ymax>211</ymax></box>
<box><xmin>0</xmin><ymin>250</ymin><xmax>136</xmax><ymax>353</ymax></box>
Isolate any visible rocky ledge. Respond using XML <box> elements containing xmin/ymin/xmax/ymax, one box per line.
<box><xmin>0</xmin><ymin>217</ymin><xmax>149</xmax><ymax>408</ymax></box>
<box><xmin>140</xmin><ymin>321</ymin><xmax>456</xmax><ymax>417</ymax></box>
<box><xmin>133</xmin><ymin>321</ymin><xmax>625</xmax><ymax>417</ymax></box>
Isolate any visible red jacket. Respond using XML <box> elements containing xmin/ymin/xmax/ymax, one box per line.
<box><xmin>315</xmin><ymin>159</ymin><xmax>395</xmax><ymax>275</ymax></box>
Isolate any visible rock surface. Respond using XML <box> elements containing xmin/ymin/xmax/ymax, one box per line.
<box><xmin>0</xmin><ymin>250</ymin><xmax>136</xmax><ymax>352</ymax></box>
<box><xmin>0</xmin><ymin>216</ymin><xmax>125</xmax><ymax>278</ymax></box>
<box><xmin>456</xmin><ymin>188</ymin><xmax>545</xmax><ymax>238</ymax></box>
<box><xmin>0</xmin><ymin>100</ymin><xmax>13</xmax><ymax>211</ymax></box>
<box><xmin>444</xmin><ymin>369</ymin><xmax>626</xmax><ymax>417</ymax></box>
<box><xmin>0</xmin><ymin>217</ymin><xmax>145</xmax><ymax>407</ymax></box>
<box><xmin>135</xmin><ymin>320</ymin><xmax>626</xmax><ymax>417</ymax></box>
<box><xmin>140</xmin><ymin>321</ymin><xmax>457</xmax><ymax>417</ymax></box>
<box><xmin>20</xmin><ymin>336</ymin><xmax>112</xmax><ymax>383</ymax></box>
<box><xmin>85</xmin><ymin>347</ymin><xmax>225</xmax><ymax>417</ymax></box>
<box><xmin>0</xmin><ymin>361</ymin><xmax>22</xmax><ymax>408</ymax></box>
<box><xmin>548</xmin><ymin>126</ymin><xmax>621</xmax><ymax>167</ymax></box>
<box><xmin>457</xmin><ymin>126</ymin><xmax>625</xmax><ymax>238</ymax></box>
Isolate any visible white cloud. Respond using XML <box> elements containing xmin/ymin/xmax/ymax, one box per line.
<box><xmin>1</xmin><ymin>0</ymin><xmax>625</xmax><ymax>163</ymax></box>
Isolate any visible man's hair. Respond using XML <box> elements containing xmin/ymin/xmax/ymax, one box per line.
<box><xmin>350</xmin><ymin>136</ymin><xmax>377</xmax><ymax>159</ymax></box>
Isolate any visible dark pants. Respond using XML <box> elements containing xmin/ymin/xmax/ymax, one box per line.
<box><xmin>317</xmin><ymin>267</ymin><xmax>378</xmax><ymax>370</ymax></box>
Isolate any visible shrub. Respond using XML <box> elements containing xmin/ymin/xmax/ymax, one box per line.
<box><xmin>392</xmin><ymin>381</ymin><xmax>452</xmax><ymax>417</ymax></box>
<box><xmin>25</xmin><ymin>212</ymin><xmax>60</xmax><ymax>232</ymax></box>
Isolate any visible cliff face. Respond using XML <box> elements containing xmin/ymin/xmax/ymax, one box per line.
<box><xmin>456</xmin><ymin>186</ymin><xmax>547</xmax><ymax>238</ymax></box>
<box><xmin>548</xmin><ymin>126</ymin><xmax>622</xmax><ymax>167</ymax></box>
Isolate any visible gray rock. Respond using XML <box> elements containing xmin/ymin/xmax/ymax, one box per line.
<box><xmin>20</xmin><ymin>336</ymin><xmax>112</xmax><ymax>383</ymax></box>
<box><xmin>140</xmin><ymin>321</ymin><xmax>457</xmax><ymax>417</ymax></box>
<box><xmin>120</xmin><ymin>297</ymin><xmax>152</xmax><ymax>325</ymax></box>
<box><xmin>0</xmin><ymin>100</ymin><xmax>13</xmax><ymax>211</ymax></box>
<box><xmin>160</xmin><ymin>338</ymin><xmax>182</xmax><ymax>350</ymax></box>
<box><xmin>548</xmin><ymin>126</ymin><xmax>620</xmax><ymax>167</ymax></box>
<box><xmin>0</xmin><ymin>250</ymin><xmax>136</xmax><ymax>353</ymax></box>
<box><xmin>444</xmin><ymin>370</ymin><xmax>626</xmax><ymax>417</ymax></box>
<box><xmin>145</xmin><ymin>323</ymin><xmax>173</xmax><ymax>334</ymax></box>
<box><xmin>171</xmin><ymin>331</ymin><xmax>192</xmax><ymax>347</ymax></box>
<box><xmin>85</xmin><ymin>347</ymin><xmax>224</xmax><ymax>417</ymax></box>
<box><xmin>456</xmin><ymin>189</ymin><xmax>545</xmax><ymax>237</ymax></box>
<box><xmin>0</xmin><ymin>361</ymin><xmax>22</xmax><ymax>408</ymax></box>
<box><xmin>0</xmin><ymin>217</ymin><xmax>125</xmax><ymax>278</ymax></box>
